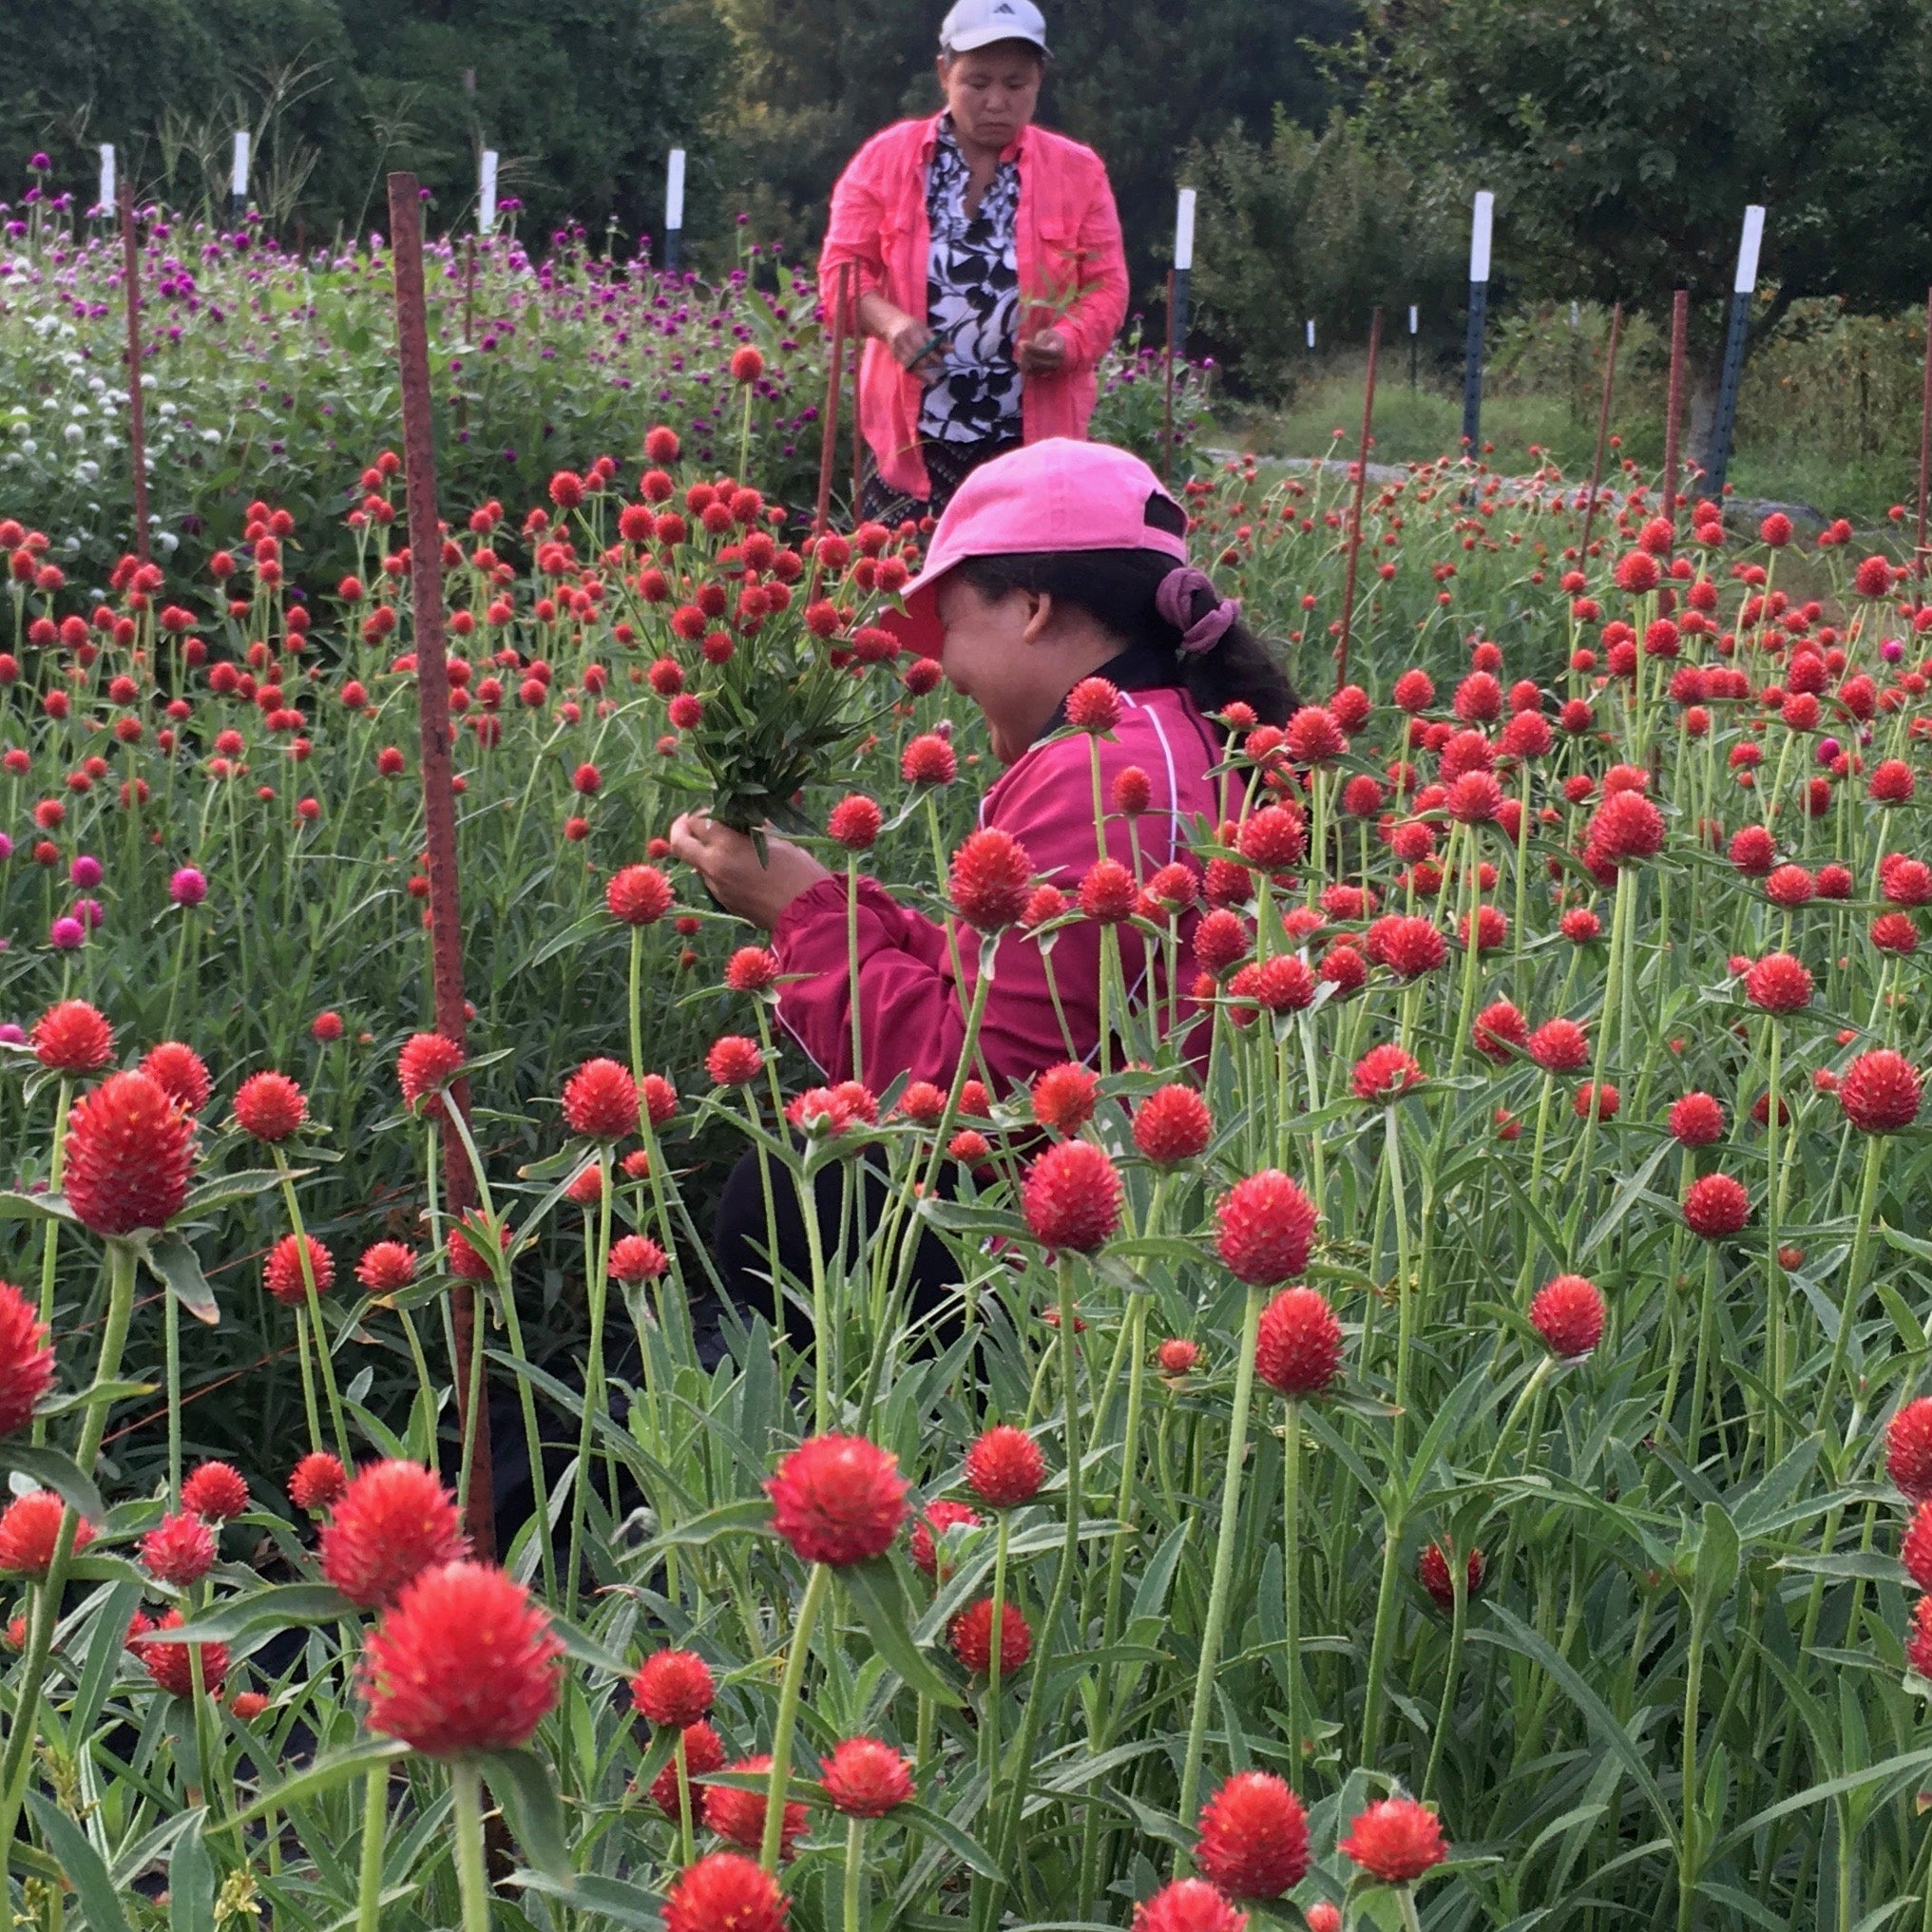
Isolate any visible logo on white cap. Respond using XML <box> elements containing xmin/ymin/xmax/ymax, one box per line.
<box><xmin>940</xmin><ymin>0</ymin><xmax>1047</xmax><ymax>52</ymax></box>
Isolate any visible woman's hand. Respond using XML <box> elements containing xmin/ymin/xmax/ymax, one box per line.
<box><xmin>1016</xmin><ymin>326</ymin><xmax>1068</xmax><ymax>374</ymax></box>
<box><xmin>859</xmin><ymin>294</ymin><xmax>946</xmax><ymax>375</ymax></box>
<box><xmin>668</xmin><ymin>813</ymin><xmax>833</xmax><ymax>931</ymax></box>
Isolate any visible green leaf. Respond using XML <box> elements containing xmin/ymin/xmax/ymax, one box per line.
<box><xmin>898</xmin><ymin>1800</ymin><xmax>1004</xmax><ymax>1878</ymax></box>
<box><xmin>182</xmin><ymin>1168</ymin><xmax>304</xmax><ymax>1217</ymax></box>
<box><xmin>1693</xmin><ymin>1500</ymin><xmax>1740</xmax><ymax>1624</ymax></box>
<box><xmin>478</xmin><ymin>1747</ymin><xmax>571</xmax><ymax>1879</ymax></box>
<box><xmin>223</xmin><ymin>1738</ymin><xmax>410</xmax><ymax>1828</ymax></box>
<box><xmin>149</xmin><ymin>1582</ymin><xmax>356</xmax><ymax>1644</ymax></box>
<box><xmin>26</xmin><ymin>1790</ymin><xmax>131</xmax><ymax>1932</ymax></box>
<box><xmin>168</xmin><ymin>1812</ymin><xmax>216</xmax><ymax>1932</ymax></box>
<box><xmin>0</xmin><ymin>1444</ymin><xmax>105</xmax><ymax>1521</ymax></box>
<box><xmin>0</xmin><ymin>1192</ymin><xmax>77</xmax><ymax>1226</ymax></box>
<box><xmin>35</xmin><ymin>1380</ymin><xmax>156</xmax><ymax>1420</ymax></box>
<box><xmin>143</xmin><ymin>1232</ymin><xmax>220</xmax><ymax>1327</ymax></box>
<box><xmin>637</xmin><ymin>1496</ymin><xmax>773</xmax><ymax>1556</ymax></box>
<box><xmin>840</xmin><ymin>1559</ymin><xmax>965</xmax><ymax>1706</ymax></box>
<box><xmin>509</xmin><ymin>1870</ymin><xmax>665</xmax><ymax>1928</ymax></box>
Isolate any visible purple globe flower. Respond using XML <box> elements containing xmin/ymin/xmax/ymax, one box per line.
<box><xmin>70</xmin><ymin>854</ymin><xmax>103</xmax><ymax>889</ymax></box>
<box><xmin>0</xmin><ymin>1023</ymin><xmax>23</xmax><ymax>1046</ymax></box>
<box><xmin>169</xmin><ymin>867</ymin><xmax>208</xmax><ymax>907</ymax></box>
<box><xmin>48</xmin><ymin>918</ymin><xmax>85</xmax><ymax>951</ymax></box>
<box><xmin>1883</xmin><ymin>637</ymin><xmax>1905</xmax><ymax>663</ymax></box>
<box><xmin>70</xmin><ymin>899</ymin><xmax>104</xmax><ymax>931</ymax></box>
<box><xmin>0</xmin><ymin>833</ymin><xmax>12</xmax><ymax>862</ymax></box>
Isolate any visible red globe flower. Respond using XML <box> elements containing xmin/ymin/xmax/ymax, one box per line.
<box><xmin>1744</xmin><ymin>951</ymin><xmax>1812</xmax><ymax>1013</ymax></box>
<box><xmin>631</xmin><ymin>1648</ymin><xmax>715</xmax><ymax>1728</ymax></box>
<box><xmin>318</xmin><ymin>1460</ymin><xmax>466</xmax><ymax>1609</ymax></box>
<box><xmin>902</xmin><ymin>734</ymin><xmax>958</xmax><ymax>787</ymax></box>
<box><xmin>140</xmin><ymin>1042</ymin><xmax>213</xmax><ymax>1114</ymax></box>
<box><xmin>141</xmin><ymin>1510</ymin><xmax>216</xmax><ymax>1585</ymax></box>
<box><xmin>356</xmin><ymin>1242</ymin><xmax>418</xmax><ymax>1293</ymax></box>
<box><xmin>1840</xmin><ymin>1050</ymin><xmax>1922</xmax><ymax>1134</ymax></box>
<box><xmin>397</xmin><ymin>1033</ymin><xmax>465</xmax><ymax>1119</ymax></box>
<box><xmin>1195</xmin><ymin>1769</ymin><xmax>1310</xmax><ymax>1897</ymax></box>
<box><xmin>1285</xmin><ymin>704</ymin><xmax>1349</xmax><ymax>767</ymax></box>
<box><xmin>1683</xmin><ymin>1173</ymin><xmax>1750</xmax><ymax>1239</ymax></box>
<box><xmin>1065</xmin><ymin>677</ymin><xmax>1122</xmax><ymax>734</ymax></box>
<box><xmin>706</xmin><ymin>1036</ymin><xmax>765</xmax><ymax>1086</ymax></box>
<box><xmin>948</xmin><ymin>1597</ymin><xmax>1031</xmax><ymax>1674</ymax></box>
<box><xmin>610</xmin><ymin>1234</ymin><xmax>669</xmax><ymax>1284</ymax></box>
<box><xmin>1236</xmin><ymin>805</ymin><xmax>1308</xmax><ymax>873</ymax></box>
<box><xmin>909</xmin><ymin>1499</ymin><xmax>981</xmax><ymax>1578</ymax></box>
<box><xmin>1472</xmin><ymin>1000</ymin><xmax>1527</xmax><ymax>1063</ymax></box>
<box><xmin>828</xmin><ymin>795</ymin><xmax>884</xmax><ymax>851</ymax></box>
<box><xmin>730</xmin><ymin>346</ymin><xmax>765</xmax><ymax>384</ymax></box>
<box><xmin>1908</xmin><ymin>1597</ymin><xmax>1932</xmax><ymax>1680</ymax></box>
<box><xmin>1030</xmin><ymin>1063</ymin><xmax>1100</xmax><ymax>1138</ymax></box>
<box><xmin>1022</xmin><ymin>1140</ymin><xmax>1123</xmax><ymax>1252</ymax></box>
<box><xmin>1729</xmin><ymin>825</ymin><xmax>1777</xmax><ymax>877</ymax></box>
<box><xmin>1080</xmin><ymin>857</ymin><xmax>1139</xmax><ymax>924</ymax></box>
<box><xmin>766</xmin><ymin>1433</ymin><xmax>908</xmax><ymax>1567</ymax></box>
<box><xmin>946</xmin><ymin>829</ymin><xmax>1034</xmax><ymax>933</ymax></box>
<box><xmin>965</xmin><ymin>1425</ymin><xmax>1045</xmax><ymax>1507</ymax></box>
<box><xmin>1338</xmin><ymin>1795</ymin><xmax>1449</xmax><ymax>1884</ymax></box>
<box><xmin>1217</xmin><ymin>1171</ymin><xmax>1318</xmax><ymax>1284</ymax></box>
<box><xmin>1131</xmin><ymin>1879</ymin><xmax>1247</xmax><ymax>1932</ymax></box>
<box><xmin>264</xmin><ymin>1232</ymin><xmax>333</xmax><ymax>1307</ymax></box>
<box><xmin>135</xmin><ymin>1608</ymin><xmax>226</xmax><ymax>1699</ymax></box>
<box><xmin>1669</xmin><ymin>1092</ymin><xmax>1726</xmax><ymax>1146</ymax></box>
<box><xmin>663</xmin><ymin>1853</ymin><xmax>788</xmax><ymax>1932</ymax></box>
<box><xmin>651</xmin><ymin>1719</ymin><xmax>726</xmax><ymax>1817</ymax></box>
<box><xmin>1352</xmin><ymin>1043</ymin><xmax>1425</xmax><ymax>1102</ymax></box>
<box><xmin>1133</xmin><ymin>1085</ymin><xmax>1214</xmax><ymax>1164</ymax></box>
<box><xmin>181</xmin><ymin>1461</ymin><xmax>249</xmax><ymax>1521</ymax></box>
<box><xmin>29</xmin><ymin>999</ymin><xmax>112</xmax><ymax>1073</ymax></box>
<box><xmin>233</xmin><ymin>1070</ymin><xmax>307</xmax><ymax>1142</ymax></box>
<box><xmin>0</xmin><ymin>1281</ymin><xmax>53</xmax><ymax>1439</ymax></box>
<box><xmin>1886</xmin><ymin>1399</ymin><xmax>1932</xmax><ymax>1502</ymax></box>
<box><xmin>1527</xmin><ymin>1019</ymin><xmax>1589</xmax><ymax>1074</ymax></box>
<box><xmin>362</xmin><ymin>1559</ymin><xmax>563</xmax><ymax>1755</ymax></box>
<box><xmin>1529</xmin><ymin>1274</ymin><xmax>1605</xmax><ymax>1357</ymax></box>
<box><xmin>0</xmin><ymin>1490</ymin><xmax>90</xmax><ymax>1577</ymax></box>
<box><xmin>606</xmin><ymin>864</ymin><xmax>674</xmax><ymax>925</ymax></box>
<box><xmin>1370</xmin><ymin>915</ymin><xmax>1446</xmax><ymax>979</ymax></box>
<box><xmin>1586</xmin><ymin>791</ymin><xmax>1665</xmax><ymax>864</ymax></box>
<box><xmin>63</xmin><ymin>1071</ymin><xmax>196</xmax><ymax>1236</ymax></box>
<box><xmin>819</xmin><ymin>1736</ymin><xmax>916</xmax><ymax>1816</ymax></box>
<box><xmin>1157</xmin><ymin>1338</ymin><xmax>1201</xmax><ymax>1374</ymax></box>
<box><xmin>289</xmin><ymin>1451</ymin><xmax>348</xmax><ymax>1512</ymax></box>
<box><xmin>1418</xmin><ymin>1541</ymin><xmax>1485</xmax><ymax>1611</ymax></box>
<box><xmin>703</xmin><ymin>1753</ymin><xmax>808</xmax><ymax>1858</ymax></box>
<box><xmin>1904</xmin><ymin>1499</ymin><xmax>1932</xmax><ymax>1591</ymax></box>
<box><xmin>563</xmin><ymin>1057</ymin><xmax>640</xmax><ymax>1138</ymax></box>
<box><xmin>1255</xmin><ymin>1286</ymin><xmax>1343</xmax><ymax>1396</ymax></box>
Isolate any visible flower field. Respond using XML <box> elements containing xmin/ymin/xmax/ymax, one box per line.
<box><xmin>4</xmin><ymin>201</ymin><xmax>1932</xmax><ymax>1932</ymax></box>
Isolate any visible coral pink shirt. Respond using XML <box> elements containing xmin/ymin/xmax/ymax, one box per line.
<box><xmin>819</xmin><ymin>115</ymin><xmax>1129</xmax><ymax>502</ymax></box>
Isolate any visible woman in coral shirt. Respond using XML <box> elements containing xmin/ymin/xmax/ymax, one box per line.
<box><xmin>819</xmin><ymin>0</ymin><xmax>1129</xmax><ymax>526</ymax></box>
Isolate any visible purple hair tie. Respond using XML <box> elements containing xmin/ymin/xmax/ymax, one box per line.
<box><xmin>1156</xmin><ymin>564</ymin><xmax>1240</xmax><ymax>657</ymax></box>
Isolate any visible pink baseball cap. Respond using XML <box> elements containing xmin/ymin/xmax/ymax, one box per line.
<box><xmin>880</xmin><ymin>438</ymin><xmax>1190</xmax><ymax>660</ymax></box>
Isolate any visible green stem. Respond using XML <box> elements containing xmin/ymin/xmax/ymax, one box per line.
<box><xmin>450</xmin><ymin>1761</ymin><xmax>492</xmax><ymax>1932</ymax></box>
<box><xmin>843</xmin><ymin>1815</ymin><xmax>866</xmax><ymax>1932</ymax></box>
<box><xmin>761</xmin><ymin>1561</ymin><xmax>831</xmax><ymax>1872</ymax></box>
<box><xmin>357</xmin><ymin>1762</ymin><xmax>390</xmax><ymax>1932</ymax></box>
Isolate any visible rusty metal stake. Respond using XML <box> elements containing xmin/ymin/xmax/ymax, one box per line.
<box><xmin>119</xmin><ymin>184</ymin><xmax>151</xmax><ymax>566</ymax></box>
<box><xmin>1333</xmin><ymin>307</ymin><xmax>1383</xmax><ymax>693</ymax></box>
<box><xmin>1662</xmin><ymin>288</ymin><xmax>1689</xmax><ymax>529</ymax></box>
<box><xmin>850</xmin><ymin>282</ymin><xmax>867</xmax><ymax>519</ymax></box>
<box><xmin>1917</xmin><ymin>286</ymin><xmax>1932</xmax><ymax>618</ymax></box>
<box><xmin>813</xmin><ymin>263</ymin><xmax>851</xmax><ymax>541</ymax></box>
<box><xmin>387</xmin><ymin>171</ymin><xmax>494</xmax><ymax>1560</ymax></box>
<box><xmin>1578</xmin><ymin>302</ymin><xmax>1623</xmax><ymax>562</ymax></box>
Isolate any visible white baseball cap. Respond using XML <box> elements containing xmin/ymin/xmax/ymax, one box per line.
<box><xmin>939</xmin><ymin>0</ymin><xmax>1048</xmax><ymax>54</ymax></box>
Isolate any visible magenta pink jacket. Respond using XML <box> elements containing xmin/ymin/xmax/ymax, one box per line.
<box><xmin>773</xmin><ymin>684</ymin><xmax>1222</xmax><ymax>1093</ymax></box>
<box><xmin>818</xmin><ymin>114</ymin><xmax>1129</xmax><ymax>502</ymax></box>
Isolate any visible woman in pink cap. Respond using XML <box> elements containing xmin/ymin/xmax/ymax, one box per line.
<box><xmin>672</xmin><ymin>438</ymin><xmax>1296</xmax><ymax>1320</ymax></box>
<box><xmin>818</xmin><ymin>0</ymin><xmax>1128</xmax><ymax>526</ymax></box>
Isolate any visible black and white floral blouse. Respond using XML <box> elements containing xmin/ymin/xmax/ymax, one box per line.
<box><xmin>920</xmin><ymin>118</ymin><xmax>1023</xmax><ymax>446</ymax></box>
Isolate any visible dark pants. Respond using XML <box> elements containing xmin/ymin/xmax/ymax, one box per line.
<box><xmin>858</xmin><ymin>432</ymin><xmax>1023</xmax><ymax>527</ymax></box>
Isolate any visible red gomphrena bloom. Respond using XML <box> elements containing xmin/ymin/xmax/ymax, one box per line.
<box><xmin>703</xmin><ymin>1754</ymin><xmax>808</xmax><ymax>1858</ymax></box>
<box><xmin>1065</xmin><ymin>676</ymin><xmax>1122</xmax><ymax>733</ymax></box>
<box><xmin>949</xmin><ymin>1597</ymin><xmax>1032</xmax><ymax>1674</ymax></box>
<box><xmin>1529</xmin><ymin>1274</ymin><xmax>1606</xmax><ymax>1358</ymax></box>
<box><xmin>1196</xmin><ymin>1769</ymin><xmax>1310</xmax><ymax>1897</ymax></box>
<box><xmin>1157</xmin><ymin>1338</ymin><xmax>1201</xmax><ymax>1374</ymax></box>
<box><xmin>1235</xmin><ymin>956</ymin><xmax>1316</xmax><ymax>1015</ymax></box>
<box><xmin>1339</xmin><ymin>1796</ymin><xmax>1449</xmax><ymax>1885</ymax></box>
<box><xmin>1854</xmin><ymin>553</ymin><xmax>1894</xmax><ymax>599</ymax></box>
<box><xmin>137</xmin><ymin>1609</ymin><xmax>227</xmax><ymax>1699</ymax></box>
<box><xmin>1870</xmin><ymin>759</ymin><xmax>1916</xmax><ymax>805</ymax></box>
<box><xmin>1217</xmin><ymin>1170</ymin><xmax>1319</xmax><ymax>1286</ymax></box>
<box><xmin>233</xmin><ymin>1070</ymin><xmax>307</xmax><ymax>1142</ymax></box>
<box><xmin>610</xmin><ymin>1234</ymin><xmax>669</xmax><ymax>1284</ymax></box>
<box><xmin>902</xmin><ymin>733</ymin><xmax>958</xmax><ymax>787</ymax></box>
<box><xmin>1022</xmin><ymin>1140</ymin><xmax>1123</xmax><ymax>1252</ymax></box>
<box><xmin>1574</xmin><ymin>1081</ymin><xmax>1619</xmax><ymax>1121</ymax></box>
<box><xmin>1031</xmin><ymin>1062</ymin><xmax>1100</xmax><ymax>1138</ymax></box>
<box><xmin>318</xmin><ymin>1460</ymin><xmax>466</xmax><ymax>1610</ymax></box>
<box><xmin>949</xmin><ymin>828</ymin><xmax>1034</xmax><ymax>931</ymax></box>
<box><xmin>766</xmin><ymin>1433</ymin><xmax>908</xmax><ymax>1567</ymax></box>
<box><xmin>1840</xmin><ymin>1050</ymin><xmax>1923</xmax><ymax>1134</ymax></box>
<box><xmin>1729</xmin><ymin>824</ymin><xmax>1777</xmax><ymax>877</ymax></box>
<box><xmin>289</xmin><ymin>1451</ymin><xmax>348</xmax><ymax>1512</ymax></box>
<box><xmin>1886</xmin><ymin>1400</ymin><xmax>1932</xmax><ymax>1502</ymax></box>
<box><xmin>1766</xmin><ymin>864</ymin><xmax>1815</xmax><ymax>909</ymax></box>
<box><xmin>1255</xmin><ymin>1286</ymin><xmax>1344</xmax><ymax>1396</ymax></box>
<box><xmin>548</xmin><ymin>469</ymin><xmax>584</xmax><ymax>508</ymax></box>
<box><xmin>563</xmin><ymin>1057</ymin><xmax>641</xmax><ymax>1138</ymax></box>
<box><xmin>1472</xmin><ymin>1000</ymin><xmax>1527</xmax><ymax>1063</ymax></box>
<box><xmin>31</xmin><ymin>1000</ymin><xmax>112</xmax><ymax>1073</ymax></box>
<box><xmin>362</xmin><ymin>1559</ymin><xmax>563</xmax><ymax>1756</ymax></box>
<box><xmin>726</xmin><ymin>947</ymin><xmax>780</xmax><ymax>994</ymax></box>
<box><xmin>63</xmin><ymin>1072</ymin><xmax>196</xmax><ymax>1237</ymax></box>
<box><xmin>706</xmin><ymin>1036</ymin><xmax>765</xmax><ymax>1086</ymax></box>
<box><xmin>606</xmin><ymin>864</ymin><xmax>674</xmax><ymax>925</ymax></box>
<box><xmin>828</xmin><ymin>794</ymin><xmax>884</xmax><ymax>851</ymax></box>
<box><xmin>0</xmin><ymin>1281</ymin><xmax>53</xmax><ymax>1438</ymax></box>
<box><xmin>1194</xmin><ymin>909</ymin><xmax>1253</xmax><ymax>978</ymax></box>
<box><xmin>650</xmin><ymin>1719</ymin><xmax>726</xmax><ymax>1816</ymax></box>
<box><xmin>1669</xmin><ymin>1091</ymin><xmax>1726</xmax><ymax>1146</ymax></box>
<box><xmin>965</xmin><ymin>1425</ymin><xmax>1046</xmax><ymax>1507</ymax></box>
<box><xmin>820</xmin><ymin>1736</ymin><xmax>916</xmax><ymax>1816</ymax></box>
<box><xmin>1372</xmin><ymin>915</ymin><xmax>1446</xmax><ymax>979</ymax></box>
<box><xmin>1238</xmin><ymin>804</ymin><xmax>1308</xmax><ymax>871</ymax></box>
<box><xmin>1684</xmin><ymin>1172</ymin><xmax>1750</xmax><ymax>1239</ymax></box>
<box><xmin>662</xmin><ymin>1853</ymin><xmax>788</xmax><ymax>1932</ymax></box>
<box><xmin>1444</xmin><ymin>771</ymin><xmax>1502</xmax><ymax>824</ymax></box>
<box><xmin>1744</xmin><ymin>950</ymin><xmax>1813</xmax><ymax>1013</ymax></box>
<box><xmin>909</xmin><ymin>1499</ymin><xmax>981</xmax><ymax>1578</ymax></box>
<box><xmin>730</xmin><ymin>346</ymin><xmax>766</xmax><ymax>384</ymax></box>
<box><xmin>0</xmin><ymin>1491</ymin><xmax>90</xmax><ymax>1577</ymax></box>
<box><xmin>1907</xmin><ymin>1597</ymin><xmax>1932</xmax><ymax>1681</ymax></box>
<box><xmin>1586</xmin><ymin>790</ymin><xmax>1666</xmax><ymax>865</ymax></box>
<box><xmin>181</xmin><ymin>1461</ymin><xmax>249</xmax><ymax>1521</ymax></box>
<box><xmin>140</xmin><ymin>1042</ymin><xmax>212</xmax><ymax>1115</ymax></box>
<box><xmin>1133</xmin><ymin>1085</ymin><xmax>1214</xmax><ymax>1164</ymax></box>
<box><xmin>397</xmin><ymin>1033</ymin><xmax>465</xmax><ymax>1119</ymax></box>
<box><xmin>630</xmin><ymin>1648</ymin><xmax>715</xmax><ymax>1728</ymax></box>
<box><xmin>356</xmin><ymin>1242</ymin><xmax>418</xmax><ymax>1293</ymax></box>
<box><xmin>1081</xmin><ymin>857</ymin><xmax>1139</xmax><ymax>923</ymax></box>
<box><xmin>1872</xmin><ymin>911</ymin><xmax>1921</xmax><ymax>955</ymax></box>
<box><xmin>1393</xmin><ymin>668</ymin><xmax>1436</xmax><ymax>713</ymax></box>
<box><xmin>1527</xmin><ymin>1019</ymin><xmax>1589</xmax><ymax>1074</ymax></box>
<box><xmin>141</xmin><ymin>1510</ymin><xmax>216</xmax><ymax>1586</ymax></box>
<box><xmin>1418</xmin><ymin>1542</ymin><xmax>1485</xmax><ymax>1612</ymax></box>
<box><xmin>1352</xmin><ymin>1043</ymin><xmax>1425</xmax><ymax>1102</ymax></box>
<box><xmin>264</xmin><ymin>1232</ymin><xmax>333</xmax><ymax>1307</ymax></box>
<box><xmin>1284</xmin><ymin>704</ymin><xmax>1348</xmax><ymax>766</ymax></box>
<box><xmin>1904</xmin><ymin>1501</ymin><xmax>1932</xmax><ymax>1591</ymax></box>
<box><xmin>1131</xmin><ymin>1879</ymin><xmax>1247</xmax><ymax>1932</ymax></box>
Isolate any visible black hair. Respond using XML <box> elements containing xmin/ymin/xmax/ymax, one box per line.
<box><xmin>953</xmin><ymin>491</ymin><xmax>1298</xmax><ymax>724</ymax></box>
